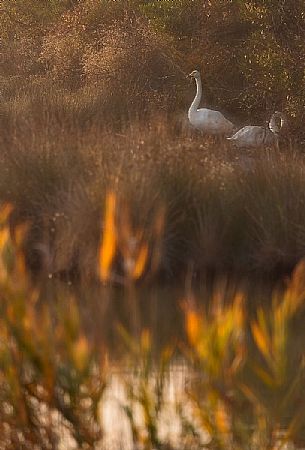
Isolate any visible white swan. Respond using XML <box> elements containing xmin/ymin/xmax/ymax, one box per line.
<box><xmin>227</xmin><ymin>112</ymin><xmax>285</xmax><ymax>148</ymax></box>
<box><xmin>188</xmin><ymin>70</ymin><xmax>234</xmax><ymax>135</ymax></box>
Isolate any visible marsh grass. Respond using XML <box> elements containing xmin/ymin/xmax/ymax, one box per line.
<box><xmin>0</xmin><ymin>104</ymin><xmax>304</xmax><ymax>281</ymax></box>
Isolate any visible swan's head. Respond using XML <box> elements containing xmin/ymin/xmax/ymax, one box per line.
<box><xmin>188</xmin><ymin>70</ymin><xmax>201</xmax><ymax>79</ymax></box>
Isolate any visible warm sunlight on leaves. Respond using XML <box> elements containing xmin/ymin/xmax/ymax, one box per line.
<box><xmin>215</xmin><ymin>402</ymin><xmax>230</xmax><ymax>436</ymax></box>
<box><xmin>185</xmin><ymin>309</ymin><xmax>201</xmax><ymax>347</ymax></box>
<box><xmin>0</xmin><ymin>227</ymin><xmax>9</xmax><ymax>251</ymax></box>
<box><xmin>72</xmin><ymin>335</ymin><xmax>90</xmax><ymax>372</ymax></box>
<box><xmin>15</xmin><ymin>252</ymin><xmax>26</xmax><ymax>279</ymax></box>
<box><xmin>0</xmin><ymin>203</ymin><xmax>14</xmax><ymax>225</ymax></box>
<box><xmin>98</xmin><ymin>191</ymin><xmax>117</xmax><ymax>282</ymax></box>
<box><xmin>283</xmin><ymin>258</ymin><xmax>305</xmax><ymax>315</ymax></box>
<box><xmin>184</xmin><ymin>292</ymin><xmax>246</xmax><ymax>381</ymax></box>
<box><xmin>251</xmin><ymin>321</ymin><xmax>270</xmax><ymax>361</ymax></box>
<box><xmin>141</xmin><ymin>328</ymin><xmax>151</xmax><ymax>353</ymax></box>
<box><xmin>12</xmin><ymin>223</ymin><xmax>30</xmax><ymax>248</ymax></box>
<box><xmin>132</xmin><ymin>243</ymin><xmax>148</xmax><ymax>280</ymax></box>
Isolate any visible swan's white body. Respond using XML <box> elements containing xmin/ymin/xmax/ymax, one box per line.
<box><xmin>227</xmin><ymin>112</ymin><xmax>284</xmax><ymax>148</ymax></box>
<box><xmin>227</xmin><ymin>125</ymin><xmax>275</xmax><ymax>148</ymax></box>
<box><xmin>188</xmin><ymin>70</ymin><xmax>234</xmax><ymax>136</ymax></box>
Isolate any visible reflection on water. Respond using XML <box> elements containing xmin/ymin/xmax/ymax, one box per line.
<box><xmin>101</xmin><ymin>363</ymin><xmax>197</xmax><ymax>450</ymax></box>
<box><xmin>41</xmin><ymin>274</ymin><xmax>305</xmax><ymax>449</ymax></box>
<box><xmin>71</xmin><ymin>276</ymin><xmax>276</xmax><ymax>355</ymax></box>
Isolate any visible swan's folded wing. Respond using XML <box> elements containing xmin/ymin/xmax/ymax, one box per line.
<box><xmin>227</xmin><ymin>126</ymin><xmax>267</xmax><ymax>147</ymax></box>
<box><xmin>227</xmin><ymin>126</ymin><xmax>252</xmax><ymax>141</ymax></box>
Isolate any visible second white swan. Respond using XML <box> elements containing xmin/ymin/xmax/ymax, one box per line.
<box><xmin>227</xmin><ymin>112</ymin><xmax>285</xmax><ymax>148</ymax></box>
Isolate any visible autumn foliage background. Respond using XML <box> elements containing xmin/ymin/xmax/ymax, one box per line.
<box><xmin>1</xmin><ymin>0</ymin><xmax>305</xmax><ymax>129</ymax></box>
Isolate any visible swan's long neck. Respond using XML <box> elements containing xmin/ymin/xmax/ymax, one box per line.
<box><xmin>188</xmin><ymin>76</ymin><xmax>202</xmax><ymax>116</ymax></box>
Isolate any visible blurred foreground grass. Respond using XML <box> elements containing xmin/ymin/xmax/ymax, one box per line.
<box><xmin>1</xmin><ymin>201</ymin><xmax>305</xmax><ymax>449</ymax></box>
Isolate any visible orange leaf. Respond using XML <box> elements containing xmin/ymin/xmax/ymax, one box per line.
<box><xmin>0</xmin><ymin>203</ymin><xmax>13</xmax><ymax>225</ymax></box>
<box><xmin>98</xmin><ymin>192</ymin><xmax>117</xmax><ymax>282</ymax></box>
<box><xmin>251</xmin><ymin>321</ymin><xmax>270</xmax><ymax>361</ymax></box>
<box><xmin>132</xmin><ymin>243</ymin><xmax>148</xmax><ymax>279</ymax></box>
<box><xmin>186</xmin><ymin>309</ymin><xmax>200</xmax><ymax>346</ymax></box>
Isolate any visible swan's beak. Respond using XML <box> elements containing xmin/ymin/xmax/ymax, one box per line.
<box><xmin>187</xmin><ymin>73</ymin><xmax>193</xmax><ymax>79</ymax></box>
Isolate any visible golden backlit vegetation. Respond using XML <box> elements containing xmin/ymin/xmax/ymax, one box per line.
<box><xmin>183</xmin><ymin>276</ymin><xmax>305</xmax><ymax>449</ymax></box>
<box><xmin>0</xmin><ymin>201</ymin><xmax>304</xmax><ymax>448</ymax></box>
<box><xmin>98</xmin><ymin>190</ymin><xmax>165</xmax><ymax>284</ymax></box>
<box><xmin>0</xmin><ymin>204</ymin><xmax>105</xmax><ymax>448</ymax></box>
